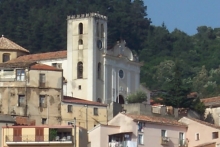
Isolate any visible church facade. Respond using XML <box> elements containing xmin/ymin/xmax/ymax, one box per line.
<box><xmin>66</xmin><ymin>13</ymin><xmax>141</xmax><ymax>104</ymax></box>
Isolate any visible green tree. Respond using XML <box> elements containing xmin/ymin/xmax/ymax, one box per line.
<box><xmin>127</xmin><ymin>90</ymin><xmax>147</xmax><ymax>103</ymax></box>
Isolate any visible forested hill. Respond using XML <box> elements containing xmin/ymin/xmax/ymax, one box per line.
<box><xmin>0</xmin><ymin>0</ymin><xmax>220</xmax><ymax>98</ymax></box>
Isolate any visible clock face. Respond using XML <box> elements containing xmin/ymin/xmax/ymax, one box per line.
<box><xmin>97</xmin><ymin>40</ymin><xmax>103</xmax><ymax>50</ymax></box>
<box><xmin>119</xmin><ymin>70</ymin><xmax>124</xmax><ymax>78</ymax></box>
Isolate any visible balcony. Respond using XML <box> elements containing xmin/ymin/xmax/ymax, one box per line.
<box><xmin>5</xmin><ymin>135</ymin><xmax>73</xmax><ymax>145</ymax></box>
<box><xmin>179</xmin><ymin>139</ymin><xmax>188</xmax><ymax>147</ymax></box>
<box><xmin>109</xmin><ymin>141</ymin><xmax>137</xmax><ymax>147</ymax></box>
<box><xmin>161</xmin><ymin>137</ymin><xmax>169</xmax><ymax>145</ymax></box>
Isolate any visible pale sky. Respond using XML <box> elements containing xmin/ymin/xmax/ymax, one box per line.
<box><xmin>144</xmin><ymin>0</ymin><xmax>220</xmax><ymax>35</ymax></box>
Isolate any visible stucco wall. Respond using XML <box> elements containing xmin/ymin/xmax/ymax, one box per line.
<box><xmin>88</xmin><ymin>125</ymin><xmax>119</xmax><ymax>147</ymax></box>
<box><xmin>0</xmin><ymin>69</ymin><xmax>63</xmax><ymax>125</ymax></box>
<box><xmin>61</xmin><ymin>102</ymin><xmax>107</xmax><ymax>130</ymax></box>
<box><xmin>0</xmin><ymin>50</ymin><xmax>28</xmax><ymax>63</ymax></box>
<box><xmin>179</xmin><ymin>117</ymin><xmax>220</xmax><ymax>147</ymax></box>
<box><xmin>143</xmin><ymin>123</ymin><xmax>187</xmax><ymax>147</ymax></box>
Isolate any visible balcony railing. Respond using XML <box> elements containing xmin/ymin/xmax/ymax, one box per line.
<box><xmin>179</xmin><ymin>139</ymin><xmax>188</xmax><ymax>147</ymax></box>
<box><xmin>5</xmin><ymin>135</ymin><xmax>73</xmax><ymax>144</ymax></box>
<box><xmin>109</xmin><ymin>141</ymin><xmax>137</xmax><ymax>147</ymax></box>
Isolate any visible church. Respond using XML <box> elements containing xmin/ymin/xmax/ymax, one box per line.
<box><xmin>0</xmin><ymin>13</ymin><xmax>143</xmax><ymax>104</ymax></box>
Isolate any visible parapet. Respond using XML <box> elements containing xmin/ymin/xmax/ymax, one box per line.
<box><xmin>67</xmin><ymin>12</ymin><xmax>108</xmax><ymax>20</ymax></box>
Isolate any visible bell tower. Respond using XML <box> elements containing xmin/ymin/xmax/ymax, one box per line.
<box><xmin>66</xmin><ymin>13</ymin><xmax>108</xmax><ymax>102</ymax></box>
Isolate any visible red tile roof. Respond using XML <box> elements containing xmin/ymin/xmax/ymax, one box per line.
<box><xmin>30</xmin><ymin>63</ymin><xmax>62</xmax><ymax>71</ymax></box>
<box><xmin>200</xmin><ymin>96</ymin><xmax>220</xmax><ymax>107</ymax></box>
<box><xmin>124</xmin><ymin>113</ymin><xmax>186</xmax><ymax>127</ymax></box>
<box><xmin>8</xmin><ymin>50</ymin><xmax>67</xmax><ymax>62</ymax></box>
<box><xmin>0</xmin><ymin>35</ymin><xmax>29</xmax><ymax>53</ymax></box>
<box><xmin>185</xmin><ymin>117</ymin><xmax>220</xmax><ymax>129</ymax></box>
<box><xmin>62</xmin><ymin>96</ymin><xmax>107</xmax><ymax>107</ymax></box>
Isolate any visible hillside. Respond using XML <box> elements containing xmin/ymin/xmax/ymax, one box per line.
<box><xmin>0</xmin><ymin>0</ymin><xmax>220</xmax><ymax>97</ymax></box>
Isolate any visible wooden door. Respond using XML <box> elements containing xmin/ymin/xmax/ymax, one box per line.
<box><xmin>35</xmin><ymin>128</ymin><xmax>44</xmax><ymax>141</ymax></box>
<box><xmin>13</xmin><ymin>128</ymin><xmax>22</xmax><ymax>142</ymax></box>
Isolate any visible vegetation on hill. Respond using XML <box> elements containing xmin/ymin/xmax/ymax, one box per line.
<box><xmin>0</xmin><ymin>0</ymin><xmax>220</xmax><ymax>98</ymax></box>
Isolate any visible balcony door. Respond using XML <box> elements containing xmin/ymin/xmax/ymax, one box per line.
<box><xmin>13</xmin><ymin>128</ymin><xmax>22</xmax><ymax>142</ymax></box>
<box><xmin>35</xmin><ymin>128</ymin><xmax>44</xmax><ymax>141</ymax></box>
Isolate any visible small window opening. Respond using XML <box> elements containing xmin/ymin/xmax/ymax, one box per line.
<box><xmin>79</xmin><ymin>39</ymin><xmax>83</xmax><ymax>45</ymax></box>
<box><xmin>77</xmin><ymin>62</ymin><xmax>83</xmax><ymax>79</ymax></box>
<box><xmin>79</xmin><ymin>23</ymin><xmax>83</xmax><ymax>34</ymax></box>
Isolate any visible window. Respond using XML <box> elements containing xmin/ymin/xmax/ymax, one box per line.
<box><xmin>52</xmin><ymin>63</ymin><xmax>62</xmax><ymax>69</ymax></box>
<box><xmin>39</xmin><ymin>73</ymin><xmax>46</xmax><ymax>87</ymax></box>
<box><xmin>39</xmin><ymin>95</ymin><xmax>46</xmax><ymax>107</ymax></box>
<box><xmin>68</xmin><ymin>122</ymin><xmax>73</xmax><ymax>125</ymax></box>
<box><xmin>195</xmin><ymin>133</ymin><xmax>200</xmax><ymax>140</ymax></box>
<box><xmin>138</xmin><ymin>134</ymin><xmax>144</xmax><ymax>145</ymax></box>
<box><xmin>119</xmin><ymin>70</ymin><xmax>124</xmax><ymax>79</ymax></box>
<box><xmin>79</xmin><ymin>23</ymin><xmax>83</xmax><ymax>34</ymax></box>
<box><xmin>161</xmin><ymin>130</ymin><xmax>167</xmax><ymax>137</ymax></box>
<box><xmin>93</xmin><ymin>107</ymin><xmax>98</xmax><ymax>116</ymax></box>
<box><xmin>2</xmin><ymin>53</ymin><xmax>10</xmax><ymax>62</ymax></box>
<box><xmin>42</xmin><ymin>118</ymin><xmax>47</xmax><ymax>124</ymax></box>
<box><xmin>77</xmin><ymin>62</ymin><xmax>83</xmax><ymax>79</ymax></box>
<box><xmin>16</xmin><ymin>69</ymin><xmax>25</xmax><ymax>81</ymax></box>
<box><xmin>67</xmin><ymin>105</ymin><xmax>72</xmax><ymax>113</ymax></box>
<box><xmin>97</xmin><ymin>62</ymin><xmax>101</xmax><ymax>79</ymax></box>
<box><xmin>213</xmin><ymin>132</ymin><xmax>219</xmax><ymax>139</ymax></box>
<box><xmin>101</xmin><ymin>24</ymin><xmax>104</xmax><ymax>38</ymax></box>
<box><xmin>79</xmin><ymin>39</ymin><xmax>83</xmax><ymax>45</ymax></box>
<box><xmin>179</xmin><ymin>132</ymin><xmax>184</xmax><ymax>146</ymax></box>
<box><xmin>18</xmin><ymin>95</ymin><xmax>25</xmax><ymax>107</ymax></box>
<box><xmin>138</xmin><ymin>122</ymin><xmax>145</xmax><ymax>132</ymax></box>
<box><xmin>78</xmin><ymin>85</ymin><xmax>81</xmax><ymax>90</ymax></box>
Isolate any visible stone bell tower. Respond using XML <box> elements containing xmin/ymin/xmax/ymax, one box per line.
<box><xmin>66</xmin><ymin>13</ymin><xmax>107</xmax><ymax>102</ymax></box>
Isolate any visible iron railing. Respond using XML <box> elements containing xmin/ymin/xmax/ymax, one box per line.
<box><xmin>5</xmin><ymin>135</ymin><xmax>73</xmax><ymax>143</ymax></box>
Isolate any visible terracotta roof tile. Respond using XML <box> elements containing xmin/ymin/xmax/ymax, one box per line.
<box><xmin>0</xmin><ymin>61</ymin><xmax>36</xmax><ymax>68</ymax></box>
<box><xmin>201</xmin><ymin>96</ymin><xmax>220</xmax><ymax>107</ymax></box>
<box><xmin>8</xmin><ymin>50</ymin><xmax>67</xmax><ymax>63</ymax></box>
<box><xmin>185</xmin><ymin>117</ymin><xmax>220</xmax><ymax>129</ymax></box>
<box><xmin>124</xmin><ymin>113</ymin><xmax>186</xmax><ymax>127</ymax></box>
<box><xmin>15</xmin><ymin>116</ymin><xmax>35</xmax><ymax>126</ymax></box>
<box><xmin>30</xmin><ymin>63</ymin><xmax>62</xmax><ymax>71</ymax></box>
<box><xmin>0</xmin><ymin>35</ymin><xmax>29</xmax><ymax>53</ymax></box>
<box><xmin>63</xmin><ymin>96</ymin><xmax>107</xmax><ymax>107</ymax></box>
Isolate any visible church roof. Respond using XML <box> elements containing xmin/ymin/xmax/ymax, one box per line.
<box><xmin>8</xmin><ymin>50</ymin><xmax>67</xmax><ymax>62</ymax></box>
<box><xmin>0</xmin><ymin>35</ymin><xmax>29</xmax><ymax>53</ymax></box>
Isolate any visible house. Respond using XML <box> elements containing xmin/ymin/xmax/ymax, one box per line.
<box><xmin>179</xmin><ymin>117</ymin><xmax>220</xmax><ymax>147</ymax></box>
<box><xmin>201</xmin><ymin>97</ymin><xmax>220</xmax><ymax>125</ymax></box>
<box><xmin>1</xmin><ymin>125</ymin><xmax>88</xmax><ymax>147</ymax></box>
<box><xmin>0</xmin><ymin>61</ymin><xmax>63</xmax><ymax>125</ymax></box>
<box><xmin>0</xmin><ymin>115</ymin><xmax>15</xmax><ymax>146</ymax></box>
<box><xmin>0</xmin><ymin>35</ymin><xmax>29</xmax><ymax>63</ymax></box>
<box><xmin>88</xmin><ymin>113</ymin><xmax>187</xmax><ymax>147</ymax></box>
<box><xmin>61</xmin><ymin>96</ymin><xmax>107</xmax><ymax>130</ymax></box>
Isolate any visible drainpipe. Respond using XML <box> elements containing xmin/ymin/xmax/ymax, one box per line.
<box><xmin>47</xmin><ymin>95</ymin><xmax>49</xmax><ymax>125</ymax></box>
<box><xmin>74</xmin><ymin>117</ymin><xmax>76</xmax><ymax>147</ymax></box>
<box><xmin>25</xmin><ymin>68</ymin><xmax>28</xmax><ymax>116</ymax></box>
<box><xmin>7</xmin><ymin>86</ymin><xmax>10</xmax><ymax>114</ymax></box>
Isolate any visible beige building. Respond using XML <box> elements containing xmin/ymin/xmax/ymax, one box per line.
<box><xmin>0</xmin><ymin>61</ymin><xmax>63</xmax><ymax>125</ymax></box>
<box><xmin>1</xmin><ymin>125</ymin><xmax>87</xmax><ymax>147</ymax></box>
<box><xmin>0</xmin><ymin>35</ymin><xmax>29</xmax><ymax>63</ymax></box>
<box><xmin>61</xmin><ymin>96</ymin><xmax>107</xmax><ymax>130</ymax></box>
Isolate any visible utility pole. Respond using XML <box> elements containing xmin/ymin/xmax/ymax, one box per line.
<box><xmin>74</xmin><ymin>117</ymin><xmax>76</xmax><ymax>147</ymax></box>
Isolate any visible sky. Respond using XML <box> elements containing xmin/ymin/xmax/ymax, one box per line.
<box><xmin>144</xmin><ymin>1</ymin><xmax>220</xmax><ymax>35</ymax></box>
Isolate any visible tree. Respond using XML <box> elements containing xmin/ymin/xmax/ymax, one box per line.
<box><xmin>127</xmin><ymin>90</ymin><xmax>147</xmax><ymax>103</ymax></box>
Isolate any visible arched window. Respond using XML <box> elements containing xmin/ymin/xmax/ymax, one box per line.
<box><xmin>2</xmin><ymin>53</ymin><xmax>10</xmax><ymax>62</ymax></box>
<box><xmin>77</xmin><ymin>62</ymin><xmax>83</xmax><ymax>79</ymax></box>
<box><xmin>96</xmin><ymin>23</ymin><xmax>99</xmax><ymax>37</ymax></box>
<box><xmin>97</xmin><ymin>62</ymin><xmax>101</xmax><ymax>79</ymax></box>
<box><xmin>97</xmin><ymin>98</ymin><xmax>102</xmax><ymax>103</ymax></box>
<box><xmin>79</xmin><ymin>39</ymin><xmax>83</xmax><ymax>45</ymax></box>
<box><xmin>101</xmin><ymin>24</ymin><xmax>104</xmax><ymax>38</ymax></box>
<box><xmin>79</xmin><ymin>23</ymin><xmax>83</xmax><ymax>34</ymax></box>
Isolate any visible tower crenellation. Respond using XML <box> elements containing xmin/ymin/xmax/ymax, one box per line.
<box><xmin>67</xmin><ymin>12</ymin><xmax>107</xmax><ymax>20</ymax></box>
